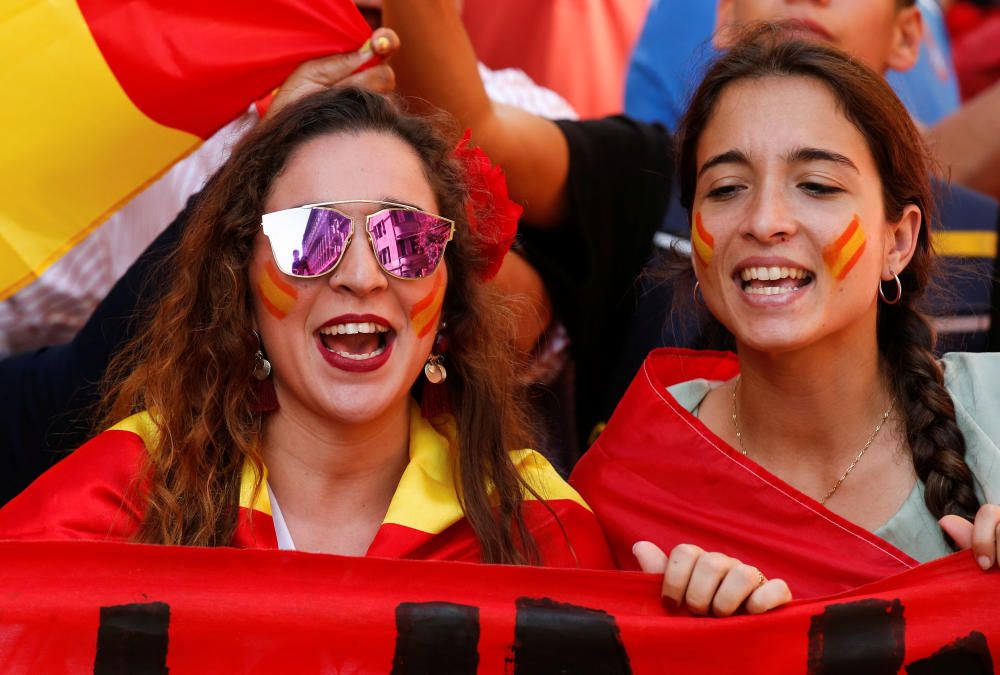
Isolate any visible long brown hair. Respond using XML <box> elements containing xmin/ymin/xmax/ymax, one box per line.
<box><xmin>101</xmin><ymin>88</ymin><xmax>542</xmax><ymax>563</ymax></box>
<box><xmin>676</xmin><ymin>25</ymin><xmax>981</xmax><ymax>528</ymax></box>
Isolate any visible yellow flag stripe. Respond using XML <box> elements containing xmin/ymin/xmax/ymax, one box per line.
<box><xmin>258</xmin><ymin>261</ymin><xmax>298</xmax><ymax>319</ymax></box>
<box><xmin>238</xmin><ymin>461</ymin><xmax>272</xmax><ymax>516</ymax></box>
<box><xmin>382</xmin><ymin>402</ymin><xmax>590</xmax><ymax>534</ymax></box>
<box><xmin>691</xmin><ymin>213</ymin><xmax>714</xmax><ymax>266</ymax></box>
<box><xmin>112</xmin><ymin>411</ymin><xmax>273</xmax><ymax>516</ymax></box>
<box><xmin>0</xmin><ymin>0</ymin><xmax>200</xmax><ymax>301</ymax></box>
<box><xmin>411</xmin><ymin>272</ymin><xmax>446</xmax><ymax>337</ymax></box>
<box><xmin>831</xmin><ymin>226</ymin><xmax>866</xmax><ymax>280</ymax></box>
<box><xmin>933</xmin><ymin>231</ymin><xmax>998</xmax><ymax>258</ymax></box>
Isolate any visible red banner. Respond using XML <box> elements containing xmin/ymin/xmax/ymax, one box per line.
<box><xmin>0</xmin><ymin>541</ymin><xmax>995</xmax><ymax>673</ymax></box>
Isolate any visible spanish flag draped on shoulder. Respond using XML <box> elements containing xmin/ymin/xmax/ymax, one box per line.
<box><xmin>0</xmin><ymin>0</ymin><xmax>371</xmax><ymax>301</ymax></box>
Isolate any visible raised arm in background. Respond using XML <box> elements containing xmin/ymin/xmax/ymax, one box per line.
<box><xmin>383</xmin><ymin>0</ymin><xmax>570</xmax><ymax>227</ymax></box>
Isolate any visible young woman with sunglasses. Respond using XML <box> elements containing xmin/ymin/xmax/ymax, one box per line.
<box><xmin>0</xmin><ymin>86</ymin><xmax>791</xmax><ymax>614</ymax></box>
<box><xmin>572</xmin><ymin>28</ymin><xmax>1000</xmax><ymax>599</ymax></box>
<box><xmin>0</xmin><ymin>87</ymin><xmax>593</xmax><ymax>565</ymax></box>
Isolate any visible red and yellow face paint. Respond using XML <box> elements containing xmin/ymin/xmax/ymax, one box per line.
<box><xmin>410</xmin><ymin>271</ymin><xmax>446</xmax><ymax>338</ymax></box>
<box><xmin>823</xmin><ymin>216</ymin><xmax>866</xmax><ymax>280</ymax></box>
<box><xmin>257</xmin><ymin>259</ymin><xmax>299</xmax><ymax>320</ymax></box>
<box><xmin>691</xmin><ymin>213</ymin><xmax>715</xmax><ymax>267</ymax></box>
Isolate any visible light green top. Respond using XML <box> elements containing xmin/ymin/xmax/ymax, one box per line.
<box><xmin>667</xmin><ymin>352</ymin><xmax>1000</xmax><ymax>563</ymax></box>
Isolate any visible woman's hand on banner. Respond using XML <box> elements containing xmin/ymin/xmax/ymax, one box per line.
<box><xmin>633</xmin><ymin>541</ymin><xmax>792</xmax><ymax>617</ymax></box>
<box><xmin>268</xmin><ymin>27</ymin><xmax>400</xmax><ymax>119</ymax></box>
<box><xmin>940</xmin><ymin>504</ymin><xmax>1000</xmax><ymax>570</ymax></box>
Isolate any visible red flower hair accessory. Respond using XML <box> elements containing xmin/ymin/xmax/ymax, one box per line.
<box><xmin>454</xmin><ymin>130</ymin><xmax>523</xmax><ymax>281</ymax></box>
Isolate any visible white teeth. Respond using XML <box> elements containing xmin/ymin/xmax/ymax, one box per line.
<box><xmin>329</xmin><ymin>345</ymin><xmax>387</xmax><ymax>360</ymax></box>
<box><xmin>744</xmin><ymin>285</ymin><xmax>799</xmax><ymax>296</ymax></box>
<box><xmin>739</xmin><ymin>266</ymin><xmax>809</xmax><ymax>281</ymax></box>
<box><xmin>318</xmin><ymin>322</ymin><xmax>389</xmax><ymax>336</ymax></box>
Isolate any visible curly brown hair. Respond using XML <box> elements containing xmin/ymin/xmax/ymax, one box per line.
<box><xmin>676</xmin><ymin>25</ymin><xmax>981</xmax><ymax>533</ymax></box>
<box><xmin>101</xmin><ymin>88</ymin><xmax>546</xmax><ymax>563</ymax></box>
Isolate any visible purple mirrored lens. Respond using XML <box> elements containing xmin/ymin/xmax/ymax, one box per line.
<box><xmin>263</xmin><ymin>208</ymin><xmax>353</xmax><ymax>276</ymax></box>
<box><xmin>368</xmin><ymin>210</ymin><xmax>452</xmax><ymax>278</ymax></box>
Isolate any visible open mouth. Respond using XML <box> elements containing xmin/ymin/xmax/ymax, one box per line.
<box><xmin>318</xmin><ymin>321</ymin><xmax>393</xmax><ymax>360</ymax></box>
<box><xmin>737</xmin><ymin>266</ymin><xmax>814</xmax><ymax>296</ymax></box>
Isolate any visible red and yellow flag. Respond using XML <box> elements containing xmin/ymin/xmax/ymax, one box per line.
<box><xmin>0</xmin><ymin>0</ymin><xmax>370</xmax><ymax>301</ymax></box>
<box><xmin>691</xmin><ymin>212</ymin><xmax>714</xmax><ymax>267</ymax></box>
<box><xmin>823</xmin><ymin>216</ymin><xmax>867</xmax><ymax>280</ymax></box>
<box><xmin>257</xmin><ymin>260</ymin><xmax>299</xmax><ymax>320</ymax></box>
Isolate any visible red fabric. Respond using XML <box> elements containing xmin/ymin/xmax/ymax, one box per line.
<box><xmin>76</xmin><ymin>0</ymin><xmax>371</xmax><ymax>139</ymax></box>
<box><xmin>0</xmin><ymin>428</ymin><xmax>613</xmax><ymax>569</ymax></box>
<box><xmin>0</xmin><ymin>430</ymin><xmax>148</xmax><ymax>542</ymax></box>
<box><xmin>947</xmin><ymin>2</ymin><xmax>988</xmax><ymax>41</ymax></box>
<box><xmin>572</xmin><ymin>348</ymin><xmax>919</xmax><ymax>599</ymax></box>
<box><xmin>0</xmin><ymin>539</ymin><xmax>996</xmax><ymax>672</ymax></box>
<box><xmin>367</xmin><ymin>500</ymin><xmax>614</xmax><ymax>569</ymax></box>
<box><xmin>950</xmin><ymin>11</ymin><xmax>1000</xmax><ymax>100</ymax></box>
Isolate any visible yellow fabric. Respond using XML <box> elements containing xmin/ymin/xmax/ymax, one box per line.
<box><xmin>0</xmin><ymin>0</ymin><xmax>200</xmax><ymax>300</ymax></box>
<box><xmin>113</xmin><ymin>402</ymin><xmax>587</xmax><ymax>535</ymax></box>
<box><xmin>109</xmin><ymin>411</ymin><xmax>162</xmax><ymax>448</ymax></box>
<box><xmin>381</xmin><ymin>401</ymin><xmax>590</xmax><ymax>534</ymax></box>
<box><xmin>238</xmin><ymin>462</ymin><xmax>272</xmax><ymax>516</ymax></box>
<box><xmin>109</xmin><ymin>411</ymin><xmax>271</xmax><ymax>516</ymax></box>
<box><xmin>933</xmin><ymin>231</ymin><xmax>998</xmax><ymax>258</ymax></box>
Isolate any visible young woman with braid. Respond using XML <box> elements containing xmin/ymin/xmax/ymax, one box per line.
<box><xmin>572</xmin><ymin>28</ymin><xmax>1000</xmax><ymax>600</ymax></box>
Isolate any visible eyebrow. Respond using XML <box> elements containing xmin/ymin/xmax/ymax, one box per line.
<box><xmin>785</xmin><ymin>147</ymin><xmax>859</xmax><ymax>173</ymax></box>
<box><xmin>698</xmin><ymin>147</ymin><xmax>860</xmax><ymax>178</ymax></box>
<box><xmin>380</xmin><ymin>196</ymin><xmax>424</xmax><ymax>210</ymax></box>
<box><xmin>697</xmin><ymin>150</ymin><xmax>751</xmax><ymax>178</ymax></box>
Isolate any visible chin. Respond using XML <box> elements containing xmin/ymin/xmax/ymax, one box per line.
<box><xmin>733</xmin><ymin>327</ymin><xmax>815</xmax><ymax>355</ymax></box>
<box><xmin>318</xmin><ymin>396</ymin><xmax>393</xmax><ymax>425</ymax></box>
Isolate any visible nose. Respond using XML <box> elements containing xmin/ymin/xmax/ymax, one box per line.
<box><xmin>328</xmin><ymin>223</ymin><xmax>389</xmax><ymax>295</ymax></box>
<box><xmin>739</xmin><ymin>181</ymin><xmax>799</xmax><ymax>243</ymax></box>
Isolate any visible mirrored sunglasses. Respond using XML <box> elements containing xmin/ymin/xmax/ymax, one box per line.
<box><xmin>261</xmin><ymin>200</ymin><xmax>455</xmax><ymax>280</ymax></box>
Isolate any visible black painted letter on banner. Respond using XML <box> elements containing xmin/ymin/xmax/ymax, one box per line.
<box><xmin>509</xmin><ymin>597</ymin><xmax>632</xmax><ymax>675</ymax></box>
<box><xmin>94</xmin><ymin>601</ymin><xmax>170</xmax><ymax>675</ymax></box>
<box><xmin>390</xmin><ymin>601</ymin><xmax>479</xmax><ymax>675</ymax></box>
<box><xmin>807</xmin><ymin>598</ymin><xmax>905</xmax><ymax>675</ymax></box>
<box><xmin>906</xmin><ymin>631</ymin><xmax>994</xmax><ymax>675</ymax></box>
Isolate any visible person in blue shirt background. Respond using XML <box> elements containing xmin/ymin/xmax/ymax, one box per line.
<box><xmin>626</xmin><ymin>0</ymin><xmax>959</xmax><ymax>129</ymax></box>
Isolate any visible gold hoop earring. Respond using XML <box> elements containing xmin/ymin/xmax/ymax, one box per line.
<box><xmin>878</xmin><ymin>273</ymin><xmax>903</xmax><ymax>305</ymax></box>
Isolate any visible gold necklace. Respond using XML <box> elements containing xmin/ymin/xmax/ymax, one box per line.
<box><xmin>730</xmin><ymin>375</ymin><xmax>895</xmax><ymax>504</ymax></box>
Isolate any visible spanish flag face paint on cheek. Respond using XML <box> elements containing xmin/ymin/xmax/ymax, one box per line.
<box><xmin>822</xmin><ymin>216</ymin><xmax>867</xmax><ymax>281</ymax></box>
<box><xmin>692</xmin><ymin>213</ymin><xmax>715</xmax><ymax>267</ymax></box>
<box><xmin>410</xmin><ymin>272</ymin><xmax>446</xmax><ymax>339</ymax></box>
<box><xmin>257</xmin><ymin>260</ymin><xmax>299</xmax><ymax>320</ymax></box>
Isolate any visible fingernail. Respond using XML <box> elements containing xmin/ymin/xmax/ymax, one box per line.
<box><xmin>978</xmin><ymin>555</ymin><xmax>992</xmax><ymax>570</ymax></box>
<box><xmin>357</xmin><ymin>38</ymin><xmax>373</xmax><ymax>59</ymax></box>
<box><xmin>373</xmin><ymin>36</ymin><xmax>390</xmax><ymax>52</ymax></box>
